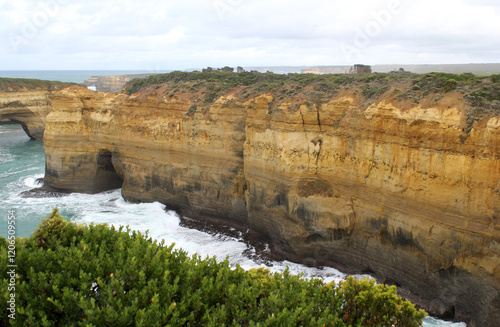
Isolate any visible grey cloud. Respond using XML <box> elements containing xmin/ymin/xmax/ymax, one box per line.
<box><xmin>1</xmin><ymin>0</ymin><xmax>499</xmax><ymax>69</ymax></box>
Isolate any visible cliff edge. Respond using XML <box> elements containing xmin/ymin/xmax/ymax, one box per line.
<box><xmin>44</xmin><ymin>72</ymin><xmax>500</xmax><ymax>326</ymax></box>
<box><xmin>0</xmin><ymin>78</ymin><xmax>75</xmax><ymax>140</ymax></box>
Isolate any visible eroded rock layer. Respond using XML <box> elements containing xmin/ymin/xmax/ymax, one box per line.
<box><xmin>44</xmin><ymin>83</ymin><xmax>500</xmax><ymax>327</ymax></box>
<box><xmin>0</xmin><ymin>90</ymin><xmax>52</xmax><ymax>140</ymax></box>
<box><xmin>0</xmin><ymin>80</ymin><xmax>76</xmax><ymax>140</ymax></box>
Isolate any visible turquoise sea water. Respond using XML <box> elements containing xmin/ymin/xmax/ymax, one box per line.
<box><xmin>0</xmin><ymin>71</ymin><xmax>466</xmax><ymax>326</ymax></box>
<box><xmin>0</xmin><ymin>125</ymin><xmax>46</xmax><ymax>237</ymax></box>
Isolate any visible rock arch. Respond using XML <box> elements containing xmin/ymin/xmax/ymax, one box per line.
<box><xmin>0</xmin><ymin>92</ymin><xmax>52</xmax><ymax>140</ymax></box>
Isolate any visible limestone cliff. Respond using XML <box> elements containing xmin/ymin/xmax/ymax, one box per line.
<box><xmin>0</xmin><ymin>78</ymin><xmax>75</xmax><ymax>140</ymax></box>
<box><xmin>44</xmin><ymin>73</ymin><xmax>500</xmax><ymax>327</ymax></box>
<box><xmin>0</xmin><ymin>90</ymin><xmax>51</xmax><ymax>140</ymax></box>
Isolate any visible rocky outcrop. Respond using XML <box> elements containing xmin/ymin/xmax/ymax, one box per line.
<box><xmin>302</xmin><ymin>65</ymin><xmax>357</xmax><ymax>75</ymax></box>
<box><xmin>84</xmin><ymin>74</ymin><xmax>152</xmax><ymax>93</ymax></box>
<box><xmin>301</xmin><ymin>64</ymin><xmax>371</xmax><ymax>75</ymax></box>
<box><xmin>304</xmin><ymin>63</ymin><xmax>500</xmax><ymax>75</ymax></box>
<box><xmin>0</xmin><ymin>79</ymin><xmax>75</xmax><ymax>140</ymax></box>
<box><xmin>44</xmin><ymin>83</ymin><xmax>500</xmax><ymax>327</ymax></box>
<box><xmin>0</xmin><ymin>90</ymin><xmax>53</xmax><ymax>140</ymax></box>
<box><xmin>348</xmin><ymin>64</ymin><xmax>372</xmax><ymax>74</ymax></box>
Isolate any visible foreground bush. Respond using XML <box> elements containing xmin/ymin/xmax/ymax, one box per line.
<box><xmin>1</xmin><ymin>209</ymin><xmax>426</xmax><ymax>326</ymax></box>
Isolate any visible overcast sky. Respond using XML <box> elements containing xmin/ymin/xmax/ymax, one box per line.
<box><xmin>1</xmin><ymin>0</ymin><xmax>499</xmax><ymax>70</ymax></box>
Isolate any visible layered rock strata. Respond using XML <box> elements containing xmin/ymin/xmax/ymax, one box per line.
<box><xmin>44</xmin><ymin>85</ymin><xmax>500</xmax><ymax>327</ymax></box>
<box><xmin>0</xmin><ymin>90</ymin><xmax>53</xmax><ymax>140</ymax></box>
<box><xmin>0</xmin><ymin>80</ymin><xmax>75</xmax><ymax>140</ymax></box>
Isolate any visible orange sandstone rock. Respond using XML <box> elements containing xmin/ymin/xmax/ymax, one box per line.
<box><xmin>43</xmin><ymin>83</ymin><xmax>500</xmax><ymax>327</ymax></box>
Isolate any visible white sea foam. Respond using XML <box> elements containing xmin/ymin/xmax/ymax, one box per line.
<box><xmin>73</xmin><ymin>195</ymin><xmax>347</xmax><ymax>284</ymax></box>
<box><xmin>23</xmin><ymin>173</ymin><xmax>44</xmax><ymax>188</ymax></box>
<box><xmin>1</xmin><ymin>166</ymin><xmax>39</xmax><ymax>178</ymax></box>
<box><xmin>422</xmin><ymin>316</ymin><xmax>466</xmax><ymax>327</ymax></box>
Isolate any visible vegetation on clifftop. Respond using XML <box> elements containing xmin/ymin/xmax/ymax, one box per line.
<box><xmin>1</xmin><ymin>209</ymin><xmax>426</xmax><ymax>326</ymax></box>
<box><xmin>123</xmin><ymin>70</ymin><xmax>500</xmax><ymax>118</ymax></box>
<box><xmin>0</xmin><ymin>77</ymin><xmax>75</xmax><ymax>92</ymax></box>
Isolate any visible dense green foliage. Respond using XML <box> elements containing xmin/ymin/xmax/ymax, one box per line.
<box><xmin>123</xmin><ymin>70</ymin><xmax>358</xmax><ymax>96</ymax></box>
<box><xmin>1</xmin><ymin>209</ymin><xmax>426</xmax><ymax>326</ymax></box>
<box><xmin>0</xmin><ymin>78</ymin><xmax>75</xmax><ymax>92</ymax></box>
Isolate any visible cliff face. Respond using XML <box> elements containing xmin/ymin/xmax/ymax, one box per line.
<box><xmin>0</xmin><ymin>90</ymin><xmax>52</xmax><ymax>140</ymax></box>
<box><xmin>243</xmin><ymin>92</ymin><xmax>500</xmax><ymax>326</ymax></box>
<box><xmin>0</xmin><ymin>79</ymin><xmax>75</xmax><ymax>140</ymax></box>
<box><xmin>44</xmin><ymin>82</ymin><xmax>500</xmax><ymax>327</ymax></box>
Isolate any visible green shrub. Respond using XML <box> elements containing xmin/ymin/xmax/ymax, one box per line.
<box><xmin>123</xmin><ymin>71</ymin><xmax>388</xmax><ymax>97</ymax></box>
<box><xmin>0</xmin><ymin>78</ymin><xmax>75</xmax><ymax>92</ymax></box>
<box><xmin>338</xmin><ymin>277</ymin><xmax>426</xmax><ymax>327</ymax></box>
<box><xmin>443</xmin><ymin>79</ymin><xmax>457</xmax><ymax>92</ymax></box>
<box><xmin>31</xmin><ymin>208</ymin><xmax>68</xmax><ymax>247</ymax></box>
<box><xmin>362</xmin><ymin>85</ymin><xmax>391</xmax><ymax>99</ymax></box>
<box><xmin>410</xmin><ymin>73</ymin><xmax>461</xmax><ymax>94</ymax></box>
<box><xmin>1</xmin><ymin>211</ymin><xmax>426</xmax><ymax>326</ymax></box>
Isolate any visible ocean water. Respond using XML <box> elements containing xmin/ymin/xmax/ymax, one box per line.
<box><xmin>0</xmin><ymin>70</ymin><xmax>466</xmax><ymax>326</ymax></box>
<box><xmin>0</xmin><ymin>70</ymin><xmax>172</xmax><ymax>84</ymax></box>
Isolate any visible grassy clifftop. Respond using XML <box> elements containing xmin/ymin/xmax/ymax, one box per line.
<box><xmin>124</xmin><ymin>71</ymin><xmax>500</xmax><ymax>119</ymax></box>
<box><xmin>0</xmin><ymin>77</ymin><xmax>75</xmax><ymax>92</ymax></box>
